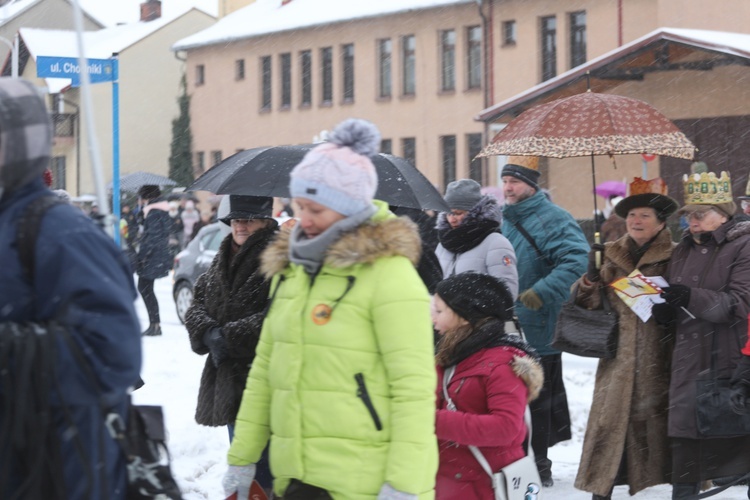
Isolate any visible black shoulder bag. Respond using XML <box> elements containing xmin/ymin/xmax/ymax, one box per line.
<box><xmin>551</xmin><ymin>283</ymin><xmax>618</xmax><ymax>359</ymax></box>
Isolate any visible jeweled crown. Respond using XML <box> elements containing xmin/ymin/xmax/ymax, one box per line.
<box><xmin>682</xmin><ymin>171</ymin><xmax>733</xmax><ymax>205</ymax></box>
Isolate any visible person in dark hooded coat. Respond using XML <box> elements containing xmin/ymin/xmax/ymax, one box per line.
<box><xmin>185</xmin><ymin>195</ymin><xmax>278</xmax><ymax>492</ymax></box>
<box><xmin>136</xmin><ymin>184</ymin><xmax>173</xmax><ymax>337</ymax></box>
<box><xmin>0</xmin><ymin>78</ymin><xmax>141</xmax><ymax>499</ymax></box>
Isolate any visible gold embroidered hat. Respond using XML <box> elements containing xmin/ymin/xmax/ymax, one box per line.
<box><xmin>679</xmin><ymin>171</ymin><xmax>736</xmax><ymax>217</ymax></box>
<box><xmin>738</xmin><ymin>177</ymin><xmax>750</xmax><ymax>201</ymax></box>
<box><xmin>615</xmin><ymin>177</ymin><xmax>678</xmax><ymax>221</ymax></box>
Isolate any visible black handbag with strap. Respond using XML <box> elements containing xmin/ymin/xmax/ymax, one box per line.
<box><xmin>695</xmin><ymin>332</ymin><xmax>750</xmax><ymax>437</ymax></box>
<box><xmin>551</xmin><ymin>283</ymin><xmax>618</xmax><ymax>359</ymax></box>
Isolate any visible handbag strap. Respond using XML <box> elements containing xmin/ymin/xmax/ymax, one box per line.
<box><xmin>442</xmin><ymin>365</ymin><xmax>536</xmax><ymax>481</ymax></box>
<box><xmin>510</xmin><ymin>220</ymin><xmax>553</xmax><ymax>268</ymax></box>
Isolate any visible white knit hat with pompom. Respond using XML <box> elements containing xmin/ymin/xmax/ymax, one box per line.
<box><xmin>289</xmin><ymin>118</ymin><xmax>380</xmax><ymax>215</ymax></box>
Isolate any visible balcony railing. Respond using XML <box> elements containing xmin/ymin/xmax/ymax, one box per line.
<box><xmin>52</xmin><ymin>113</ymin><xmax>76</xmax><ymax>137</ymax></box>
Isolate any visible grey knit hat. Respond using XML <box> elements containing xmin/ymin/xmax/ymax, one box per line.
<box><xmin>444</xmin><ymin>179</ymin><xmax>482</xmax><ymax>211</ymax></box>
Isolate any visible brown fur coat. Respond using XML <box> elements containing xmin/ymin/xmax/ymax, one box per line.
<box><xmin>573</xmin><ymin>229</ymin><xmax>675</xmax><ymax>496</ymax></box>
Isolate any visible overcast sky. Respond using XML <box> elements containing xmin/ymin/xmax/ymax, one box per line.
<box><xmin>76</xmin><ymin>0</ymin><xmax>218</xmax><ymax>27</ymax></box>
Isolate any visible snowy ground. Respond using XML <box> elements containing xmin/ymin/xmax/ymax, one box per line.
<box><xmin>133</xmin><ymin>275</ymin><xmax>747</xmax><ymax>499</ymax></box>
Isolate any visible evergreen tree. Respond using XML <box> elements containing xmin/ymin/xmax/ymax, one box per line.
<box><xmin>169</xmin><ymin>74</ymin><xmax>193</xmax><ymax>188</ymax></box>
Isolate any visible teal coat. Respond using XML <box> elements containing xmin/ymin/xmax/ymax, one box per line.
<box><xmin>228</xmin><ymin>202</ymin><xmax>438</xmax><ymax>499</ymax></box>
<box><xmin>501</xmin><ymin>191</ymin><xmax>589</xmax><ymax>355</ymax></box>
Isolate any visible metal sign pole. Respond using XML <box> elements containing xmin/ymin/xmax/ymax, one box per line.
<box><xmin>112</xmin><ymin>54</ymin><xmax>120</xmax><ymax>246</ymax></box>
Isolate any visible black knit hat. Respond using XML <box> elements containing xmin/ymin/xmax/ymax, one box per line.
<box><xmin>219</xmin><ymin>195</ymin><xmax>274</xmax><ymax>225</ymax></box>
<box><xmin>138</xmin><ymin>184</ymin><xmax>161</xmax><ymax>200</ymax></box>
<box><xmin>436</xmin><ymin>272</ymin><xmax>515</xmax><ymax>325</ymax></box>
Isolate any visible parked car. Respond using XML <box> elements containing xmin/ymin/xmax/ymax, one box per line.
<box><xmin>172</xmin><ymin>222</ymin><xmax>227</xmax><ymax>324</ymax></box>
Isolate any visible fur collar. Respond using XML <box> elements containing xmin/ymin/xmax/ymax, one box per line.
<box><xmin>260</xmin><ymin>215</ymin><xmax>421</xmax><ymax>278</ymax></box>
<box><xmin>602</xmin><ymin>228</ymin><xmax>674</xmax><ymax>276</ymax></box>
<box><xmin>436</xmin><ymin>195</ymin><xmax>502</xmax><ymax>231</ymax></box>
<box><xmin>727</xmin><ymin>220</ymin><xmax>750</xmax><ymax>242</ymax></box>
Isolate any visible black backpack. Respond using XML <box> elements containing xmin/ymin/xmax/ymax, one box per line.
<box><xmin>16</xmin><ymin>194</ymin><xmax>182</xmax><ymax>500</ymax></box>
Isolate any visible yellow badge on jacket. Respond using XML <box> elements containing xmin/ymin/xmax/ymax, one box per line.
<box><xmin>312</xmin><ymin>304</ymin><xmax>333</xmax><ymax>325</ymax></box>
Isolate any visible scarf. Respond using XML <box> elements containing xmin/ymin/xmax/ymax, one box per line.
<box><xmin>289</xmin><ymin>204</ymin><xmax>377</xmax><ymax>275</ymax></box>
<box><xmin>437</xmin><ymin>318</ymin><xmax>539</xmax><ymax>367</ymax></box>
<box><xmin>438</xmin><ymin>218</ymin><xmax>500</xmax><ymax>254</ymax></box>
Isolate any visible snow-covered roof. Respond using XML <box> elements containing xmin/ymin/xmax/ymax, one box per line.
<box><xmin>0</xmin><ymin>0</ymin><xmax>103</xmax><ymax>28</ymax></box>
<box><xmin>173</xmin><ymin>0</ymin><xmax>472</xmax><ymax>51</ymax></box>
<box><xmin>21</xmin><ymin>8</ymin><xmax>204</xmax><ymax>93</ymax></box>
<box><xmin>478</xmin><ymin>27</ymin><xmax>750</xmax><ymax>122</ymax></box>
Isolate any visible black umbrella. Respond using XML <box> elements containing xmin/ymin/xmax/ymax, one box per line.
<box><xmin>112</xmin><ymin>171</ymin><xmax>177</xmax><ymax>192</ymax></box>
<box><xmin>187</xmin><ymin>144</ymin><xmax>449</xmax><ymax>211</ymax></box>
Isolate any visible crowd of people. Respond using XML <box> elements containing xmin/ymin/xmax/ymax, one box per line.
<box><xmin>2</xmin><ymin>76</ymin><xmax>750</xmax><ymax>500</ymax></box>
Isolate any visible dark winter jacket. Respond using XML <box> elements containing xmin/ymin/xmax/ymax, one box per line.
<box><xmin>436</xmin><ymin>195</ymin><xmax>519</xmax><ymax>299</ymax></box>
<box><xmin>666</xmin><ymin>219</ymin><xmax>750</xmax><ymax>439</ymax></box>
<box><xmin>391</xmin><ymin>205</ymin><xmax>442</xmax><ymax>293</ymax></box>
<box><xmin>574</xmin><ymin>229</ymin><xmax>675</xmax><ymax>496</ymax></box>
<box><xmin>435</xmin><ymin>320</ymin><xmax>543</xmax><ymax>500</ymax></box>
<box><xmin>501</xmin><ymin>190</ymin><xmax>589</xmax><ymax>355</ymax></box>
<box><xmin>0</xmin><ymin>76</ymin><xmax>140</xmax><ymax>500</ymax></box>
<box><xmin>136</xmin><ymin>199</ymin><xmax>173</xmax><ymax>279</ymax></box>
<box><xmin>185</xmin><ymin>226</ymin><xmax>276</xmax><ymax>426</ymax></box>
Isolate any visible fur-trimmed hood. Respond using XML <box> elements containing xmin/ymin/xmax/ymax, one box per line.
<box><xmin>261</xmin><ymin>205</ymin><xmax>422</xmax><ymax>278</ymax></box>
<box><xmin>512</xmin><ymin>353</ymin><xmax>544</xmax><ymax>402</ymax></box>
<box><xmin>436</xmin><ymin>195</ymin><xmax>501</xmax><ymax>231</ymax></box>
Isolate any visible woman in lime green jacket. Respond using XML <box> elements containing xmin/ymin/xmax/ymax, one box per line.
<box><xmin>222</xmin><ymin>119</ymin><xmax>438</xmax><ymax>500</ymax></box>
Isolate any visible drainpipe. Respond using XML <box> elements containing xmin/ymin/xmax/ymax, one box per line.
<box><xmin>617</xmin><ymin>0</ymin><xmax>623</xmax><ymax>46</ymax></box>
<box><xmin>477</xmin><ymin>0</ymin><xmax>492</xmax><ymax>183</ymax></box>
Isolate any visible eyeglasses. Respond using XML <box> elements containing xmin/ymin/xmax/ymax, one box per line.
<box><xmin>742</xmin><ymin>200</ymin><xmax>750</xmax><ymax>210</ymax></box>
<box><xmin>446</xmin><ymin>210</ymin><xmax>468</xmax><ymax>218</ymax></box>
<box><xmin>686</xmin><ymin>209</ymin><xmax>716</xmax><ymax>221</ymax></box>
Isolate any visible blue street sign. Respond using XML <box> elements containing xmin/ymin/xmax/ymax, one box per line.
<box><xmin>36</xmin><ymin>56</ymin><xmax>116</xmax><ymax>86</ymax></box>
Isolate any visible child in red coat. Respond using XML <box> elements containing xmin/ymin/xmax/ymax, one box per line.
<box><xmin>432</xmin><ymin>272</ymin><xmax>544</xmax><ymax>500</ymax></box>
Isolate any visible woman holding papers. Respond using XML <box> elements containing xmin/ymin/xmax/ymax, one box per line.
<box><xmin>573</xmin><ymin>178</ymin><xmax>678</xmax><ymax>500</ymax></box>
<box><xmin>652</xmin><ymin>171</ymin><xmax>750</xmax><ymax>499</ymax></box>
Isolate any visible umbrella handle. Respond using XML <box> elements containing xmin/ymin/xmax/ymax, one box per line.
<box><xmin>594</xmin><ymin>232</ymin><xmax>602</xmax><ymax>269</ymax></box>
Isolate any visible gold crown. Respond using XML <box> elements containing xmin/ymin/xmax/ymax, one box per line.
<box><xmin>683</xmin><ymin>171</ymin><xmax>733</xmax><ymax>205</ymax></box>
<box><xmin>629</xmin><ymin>177</ymin><xmax>668</xmax><ymax>196</ymax></box>
<box><xmin>506</xmin><ymin>156</ymin><xmax>539</xmax><ymax>171</ymax></box>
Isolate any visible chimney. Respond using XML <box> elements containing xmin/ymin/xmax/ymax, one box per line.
<box><xmin>140</xmin><ymin>0</ymin><xmax>162</xmax><ymax>22</ymax></box>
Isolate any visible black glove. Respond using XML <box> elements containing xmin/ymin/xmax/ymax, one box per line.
<box><xmin>730</xmin><ymin>356</ymin><xmax>750</xmax><ymax>415</ymax></box>
<box><xmin>651</xmin><ymin>302</ymin><xmax>676</xmax><ymax>326</ymax></box>
<box><xmin>661</xmin><ymin>284</ymin><xmax>691</xmax><ymax>308</ymax></box>
<box><xmin>586</xmin><ymin>243</ymin><xmax>605</xmax><ymax>282</ymax></box>
<box><xmin>203</xmin><ymin>327</ymin><xmax>230</xmax><ymax>368</ymax></box>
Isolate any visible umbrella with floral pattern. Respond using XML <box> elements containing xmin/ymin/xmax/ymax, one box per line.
<box><xmin>478</xmin><ymin>91</ymin><xmax>696</xmax><ymax>231</ymax></box>
<box><xmin>479</xmin><ymin>91</ymin><xmax>696</xmax><ymax>160</ymax></box>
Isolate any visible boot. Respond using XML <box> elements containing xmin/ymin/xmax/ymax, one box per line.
<box><xmin>141</xmin><ymin>323</ymin><xmax>161</xmax><ymax>336</ymax></box>
<box><xmin>672</xmin><ymin>482</ymin><xmax>699</xmax><ymax>499</ymax></box>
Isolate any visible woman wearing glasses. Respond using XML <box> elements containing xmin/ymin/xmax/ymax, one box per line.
<box><xmin>651</xmin><ymin>171</ymin><xmax>750</xmax><ymax>499</ymax></box>
<box><xmin>435</xmin><ymin>179</ymin><xmax>518</xmax><ymax>300</ymax></box>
